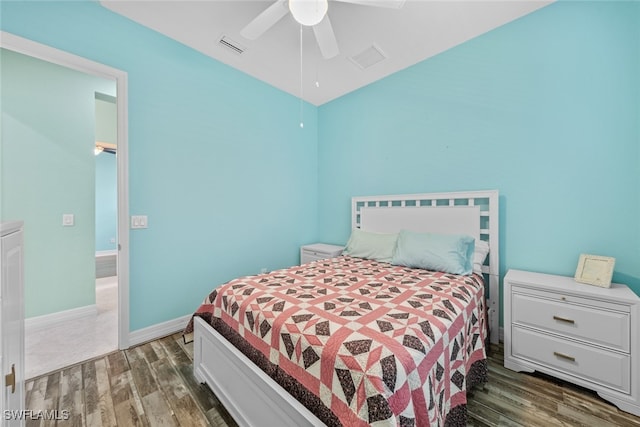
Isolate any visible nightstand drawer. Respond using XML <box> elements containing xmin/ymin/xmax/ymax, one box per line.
<box><xmin>302</xmin><ymin>251</ymin><xmax>330</xmax><ymax>263</ymax></box>
<box><xmin>512</xmin><ymin>292</ymin><xmax>630</xmax><ymax>352</ymax></box>
<box><xmin>512</xmin><ymin>326</ymin><xmax>630</xmax><ymax>394</ymax></box>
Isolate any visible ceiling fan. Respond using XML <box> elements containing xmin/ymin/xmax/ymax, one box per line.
<box><xmin>240</xmin><ymin>0</ymin><xmax>406</xmax><ymax>59</ymax></box>
<box><xmin>95</xmin><ymin>141</ymin><xmax>116</xmax><ymax>155</ymax></box>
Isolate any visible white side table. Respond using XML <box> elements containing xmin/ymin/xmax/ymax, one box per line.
<box><xmin>504</xmin><ymin>269</ymin><xmax>640</xmax><ymax>416</ymax></box>
<box><xmin>300</xmin><ymin>243</ymin><xmax>343</xmax><ymax>264</ymax></box>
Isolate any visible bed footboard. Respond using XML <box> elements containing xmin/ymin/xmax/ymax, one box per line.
<box><xmin>193</xmin><ymin>317</ymin><xmax>325</xmax><ymax>427</ymax></box>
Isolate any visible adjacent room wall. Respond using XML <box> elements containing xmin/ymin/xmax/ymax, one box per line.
<box><xmin>0</xmin><ymin>1</ymin><xmax>319</xmax><ymax>330</ymax></box>
<box><xmin>317</xmin><ymin>1</ymin><xmax>640</xmax><ymax>324</ymax></box>
<box><xmin>95</xmin><ymin>95</ymin><xmax>117</xmax><ymax>252</ymax></box>
<box><xmin>1</xmin><ymin>48</ymin><xmax>116</xmax><ymax>317</ymax></box>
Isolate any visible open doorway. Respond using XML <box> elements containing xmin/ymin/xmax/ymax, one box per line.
<box><xmin>1</xmin><ymin>32</ymin><xmax>130</xmax><ymax>379</ymax></box>
<box><xmin>94</xmin><ymin>91</ymin><xmax>119</xmax><ymax>367</ymax></box>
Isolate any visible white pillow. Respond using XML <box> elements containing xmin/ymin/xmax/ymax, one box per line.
<box><xmin>473</xmin><ymin>240</ymin><xmax>490</xmax><ymax>274</ymax></box>
<box><xmin>391</xmin><ymin>230</ymin><xmax>475</xmax><ymax>275</ymax></box>
<box><xmin>343</xmin><ymin>228</ymin><xmax>398</xmax><ymax>263</ymax></box>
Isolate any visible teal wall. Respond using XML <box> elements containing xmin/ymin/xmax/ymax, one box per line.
<box><xmin>1</xmin><ymin>48</ymin><xmax>114</xmax><ymax>317</ymax></box>
<box><xmin>95</xmin><ymin>153</ymin><xmax>117</xmax><ymax>252</ymax></box>
<box><xmin>95</xmin><ymin>96</ymin><xmax>117</xmax><ymax>252</ymax></box>
<box><xmin>2</xmin><ymin>1</ymin><xmax>638</xmax><ymax>332</ymax></box>
<box><xmin>0</xmin><ymin>1</ymin><xmax>318</xmax><ymax>330</ymax></box>
<box><xmin>95</xmin><ymin>96</ymin><xmax>117</xmax><ymax>145</ymax></box>
<box><xmin>317</xmin><ymin>1</ymin><xmax>640</xmax><ymax>325</ymax></box>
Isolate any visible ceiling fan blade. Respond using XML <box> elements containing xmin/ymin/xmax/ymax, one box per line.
<box><xmin>240</xmin><ymin>0</ymin><xmax>289</xmax><ymax>40</ymax></box>
<box><xmin>313</xmin><ymin>15</ymin><xmax>339</xmax><ymax>59</ymax></box>
<box><xmin>333</xmin><ymin>0</ymin><xmax>405</xmax><ymax>9</ymax></box>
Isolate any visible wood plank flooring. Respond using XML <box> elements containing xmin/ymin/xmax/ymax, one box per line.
<box><xmin>25</xmin><ymin>335</ymin><xmax>640</xmax><ymax>426</ymax></box>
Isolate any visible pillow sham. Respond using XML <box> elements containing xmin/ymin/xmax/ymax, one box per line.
<box><xmin>473</xmin><ymin>240</ymin><xmax>490</xmax><ymax>275</ymax></box>
<box><xmin>342</xmin><ymin>228</ymin><xmax>398</xmax><ymax>263</ymax></box>
<box><xmin>391</xmin><ymin>230</ymin><xmax>475</xmax><ymax>275</ymax></box>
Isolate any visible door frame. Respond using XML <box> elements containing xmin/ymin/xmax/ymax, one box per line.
<box><xmin>1</xmin><ymin>31</ymin><xmax>130</xmax><ymax>349</ymax></box>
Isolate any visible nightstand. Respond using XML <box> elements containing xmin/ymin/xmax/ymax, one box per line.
<box><xmin>300</xmin><ymin>243</ymin><xmax>343</xmax><ymax>264</ymax></box>
<box><xmin>504</xmin><ymin>269</ymin><xmax>640</xmax><ymax>416</ymax></box>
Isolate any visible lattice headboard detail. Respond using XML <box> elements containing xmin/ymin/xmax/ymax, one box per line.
<box><xmin>351</xmin><ymin>190</ymin><xmax>500</xmax><ymax>344</ymax></box>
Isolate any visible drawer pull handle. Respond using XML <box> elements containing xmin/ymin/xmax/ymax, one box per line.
<box><xmin>553</xmin><ymin>315</ymin><xmax>575</xmax><ymax>324</ymax></box>
<box><xmin>553</xmin><ymin>351</ymin><xmax>576</xmax><ymax>362</ymax></box>
<box><xmin>5</xmin><ymin>364</ymin><xmax>15</xmax><ymax>393</ymax></box>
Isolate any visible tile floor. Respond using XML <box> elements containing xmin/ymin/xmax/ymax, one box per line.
<box><xmin>25</xmin><ymin>275</ymin><xmax>118</xmax><ymax>379</ymax></box>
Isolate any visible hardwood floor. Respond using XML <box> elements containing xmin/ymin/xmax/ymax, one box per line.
<box><xmin>470</xmin><ymin>345</ymin><xmax>640</xmax><ymax>427</ymax></box>
<box><xmin>25</xmin><ymin>334</ymin><xmax>236</xmax><ymax>427</ymax></box>
<box><xmin>25</xmin><ymin>335</ymin><xmax>640</xmax><ymax>426</ymax></box>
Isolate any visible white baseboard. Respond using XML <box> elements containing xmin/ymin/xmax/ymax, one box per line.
<box><xmin>128</xmin><ymin>314</ymin><xmax>192</xmax><ymax>347</ymax></box>
<box><xmin>25</xmin><ymin>304</ymin><xmax>97</xmax><ymax>332</ymax></box>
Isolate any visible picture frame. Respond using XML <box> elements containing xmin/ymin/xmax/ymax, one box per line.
<box><xmin>574</xmin><ymin>254</ymin><xmax>615</xmax><ymax>288</ymax></box>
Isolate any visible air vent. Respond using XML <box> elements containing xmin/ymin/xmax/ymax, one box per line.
<box><xmin>219</xmin><ymin>36</ymin><xmax>245</xmax><ymax>55</ymax></box>
<box><xmin>350</xmin><ymin>44</ymin><xmax>387</xmax><ymax>70</ymax></box>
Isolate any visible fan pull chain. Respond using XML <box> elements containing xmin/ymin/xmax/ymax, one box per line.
<box><xmin>299</xmin><ymin>24</ymin><xmax>304</xmax><ymax>129</ymax></box>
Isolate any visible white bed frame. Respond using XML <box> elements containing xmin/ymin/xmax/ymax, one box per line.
<box><xmin>193</xmin><ymin>190</ymin><xmax>499</xmax><ymax>427</ymax></box>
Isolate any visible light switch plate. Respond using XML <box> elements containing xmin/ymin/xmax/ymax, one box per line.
<box><xmin>131</xmin><ymin>215</ymin><xmax>148</xmax><ymax>229</ymax></box>
<box><xmin>62</xmin><ymin>214</ymin><xmax>74</xmax><ymax>226</ymax></box>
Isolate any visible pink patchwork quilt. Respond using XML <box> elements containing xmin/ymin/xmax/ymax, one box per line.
<box><xmin>185</xmin><ymin>256</ymin><xmax>488</xmax><ymax>426</ymax></box>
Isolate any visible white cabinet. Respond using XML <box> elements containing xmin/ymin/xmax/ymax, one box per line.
<box><xmin>1</xmin><ymin>222</ymin><xmax>24</xmax><ymax>427</ymax></box>
<box><xmin>504</xmin><ymin>269</ymin><xmax>640</xmax><ymax>416</ymax></box>
<box><xmin>300</xmin><ymin>243</ymin><xmax>343</xmax><ymax>265</ymax></box>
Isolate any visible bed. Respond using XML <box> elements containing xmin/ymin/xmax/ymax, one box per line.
<box><xmin>185</xmin><ymin>190</ymin><xmax>499</xmax><ymax>426</ymax></box>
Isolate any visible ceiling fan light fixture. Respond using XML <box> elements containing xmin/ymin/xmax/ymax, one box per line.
<box><xmin>289</xmin><ymin>0</ymin><xmax>328</xmax><ymax>26</ymax></box>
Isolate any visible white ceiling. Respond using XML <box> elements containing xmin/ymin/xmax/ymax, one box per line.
<box><xmin>100</xmin><ymin>0</ymin><xmax>552</xmax><ymax>106</ymax></box>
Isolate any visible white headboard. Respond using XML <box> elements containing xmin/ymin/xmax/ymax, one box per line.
<box><xmin>351</xmin><ymin>190</ymin><xmax>500</xmax><ymax>344</ymax></box>
<box><xmin>360</xmin><ymin>206</ymin><xmax>481</xmax><ymax>241</ymax></box>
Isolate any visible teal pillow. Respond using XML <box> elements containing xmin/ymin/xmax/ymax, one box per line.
<box><xmin>343</xmin><ymin>228</ymin><xmax>398</xmax><ymax>263</ymax></box>
<box><xmin>391</xmin><ymin>230</ymin><xmax>475</xmax><ymax>275</ymax></box>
